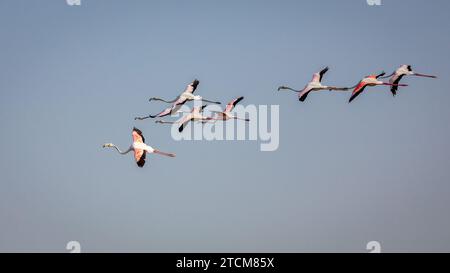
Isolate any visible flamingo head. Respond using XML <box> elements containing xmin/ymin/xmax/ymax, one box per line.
<box><xmin>102</xmin><ymin>143</ymin><xmax>114</xmax><ymax>148</ymax></box>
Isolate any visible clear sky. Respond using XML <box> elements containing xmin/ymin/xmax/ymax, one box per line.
<box><xmin>1</xmin><ymin>0</ymin><xmax>449</xmax><ymax>252</ymax></box>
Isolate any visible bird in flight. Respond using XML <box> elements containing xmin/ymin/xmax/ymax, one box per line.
<box><xmin>135</xmin><ymin>79</ymin><xmax>221</xmax><ymax>121</ymax></box>
<box><xmin>381</xmin><ymin>65</ymin><xmax>437</xmax><ymax>96</ymax></box>
<box><xmin>349</xmin><ymin>72</ymin><xmax>408</xmax><ymax>103</ymax></box>
<box><xmin>155</xmin><ymin>105</ymin><xmax>216</xmax><ymax>133</ymax></box>
<box><xmin>210</xmin><ymin>96</ymin><xmax>250</xmax><ymax>122</ymax></box>
<box><xmin>102</xmin><ymin>127</ymin><xmax>175</xmax><ymax>167</ymax></box>
<box><xmin>278</xmin><ymin>67</ymin><xmax>352</xmax><ymax>102</ymax></box>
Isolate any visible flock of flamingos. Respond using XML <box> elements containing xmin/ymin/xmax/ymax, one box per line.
<box><xmin>103</xmin><ymin>64</ymin><xmax>436</xmax><ymax>167</ymax></box>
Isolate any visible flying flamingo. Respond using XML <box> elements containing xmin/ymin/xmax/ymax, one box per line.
<box><xmin>348</xmin><ymin>72</ymin><xmax>408</xmax><ymax>103</ymax></box>
<box><xmin>155</xmin><ymin>105</ymin><xmax>216</xmax><ymax>133</ymax></box>
<box><xmin>210</xmin><ymin>96</ymin><xmax>250</xmax><ymax>122</ymax></box>
<box><xmin>135</xmin><ymin>80</ymin><xmax>212</xmax><ymax>120</ymax></box>
<box><xmin>102</xmin><ymin>127</ymin><xmax>175</xmax><ymax>167</ymax></box>
<box><xmin>381</xmin><ymin>65</ymin><xmax>437</xmax><ymax>96</ymax></box>
<box><xmin>135</xmin><ymin>79</ymin><xmax>221</xmax><ymax>121</ymax></box>
<box><xmin>277</xmin><ymin>67</ymin><xmax>352</xmax><ymax>102</ymax></box>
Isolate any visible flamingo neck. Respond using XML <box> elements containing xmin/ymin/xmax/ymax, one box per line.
<box><xmin>112</xmin><ymin>145</ymin><xmax>133</xmax><ymax>155</ymax></box>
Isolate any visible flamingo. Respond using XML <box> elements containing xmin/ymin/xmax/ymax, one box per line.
<box><xmin>381</xmin><ymin>65</ymin><xmax>437</xmax><ymax>96</ymax></box>
<box><xmin>348</xmin><ymin>72</ymin><xmax>408</xmax><ymax>103</ymax></box>
<box><xmin>210</xmin><ymin>96</ymin><xmax>250</xmax><ymax>122</ymax></box>
<box><xmin>155</xmin><ymin>105</ymin><xmax>216</xmax><ymax>133</ymax></box>
<box><xmin>135</xmin><ymin>79</ymin><xmax>221</xmax><ymax>120</ymax></box>
<box><xmin>135</xmin><ymin>80</ymin><xmax>199</xmax><ymax>120</ymax></box>
<box><xmin>277</xmin><ymin>67</ymin><xmax>352</xmax><ymax>102</ymax></box>
<box><xmin>102</xmin><ymin>127</ymin><xmax>175</xmax><ymax>167</ymax></box>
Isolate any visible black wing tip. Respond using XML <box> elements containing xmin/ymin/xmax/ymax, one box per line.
<box><xmin>136</xmin><ymin>159</ymin><xmax>145</xmax><ymax>167</ymax></box>
<box><xmin>234</xmin><ymin>96</ymin><xmax>244</xmax><ymax>105</ymax></box>
<box><xmin>348</xmin><ymin>92</ymin><xmax>359</xmax><ymax>103</ymax></box>
<box><xmin>133</xmin><ymin>127</ymin><xmax>143</xmax><ymax>134</ymax></box>
<box><xmin>299</xmin><ymin>91</ymin><xmax>309</xmax><ymax>102</ymax></box>
<box><xmin>136</xmin><ymin>151</ymin><xmax>146</xmax><ymax>167</ymax></box>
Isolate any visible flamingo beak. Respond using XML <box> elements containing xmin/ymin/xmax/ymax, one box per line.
<box><xmin>413</xmin><ymin>73</ymin><xmax>437</xmax><ymax>78</ymax></box>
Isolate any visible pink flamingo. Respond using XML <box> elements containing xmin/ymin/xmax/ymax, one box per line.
<box><xmin>155</xmin><ymin>105</ymin><xmax>216</xmax><ymax>133</ymax></box>
<box><xmin>135</xmin><ymin>79</ymin><xmax>221</xmax><ymax>120</ymax></box>
<box><xmin>278</xmin><ymin>67</ymin><xmax>352</xmax><ymax>102</ymax></box>
<box><xmin>349</xmin><ymin>72</ymin><xmax>409</xmax><ymax>103</ymax></box>
<box><xmin>381</xmin><ymin>65</ymin><xmax>437</xmax><ymax>96</ymax></box>
<box><xmin>211</xmin><ymin>96</ymin><xmax>250</xmax><ymax>122</ymax></box>
<box><xmin>102</xmin><ymin>127</ymin><xmax>175</xmax><ymax>167</ymax></box>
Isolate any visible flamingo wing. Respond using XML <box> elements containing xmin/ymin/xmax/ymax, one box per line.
<box><xmin>389</xmin><ymin>74</ymin><xmax>405</xmax><ymax>96</ymax></box>
<box><xmin>134</xmin><ymin>149</ymin><xmax>146</xmax><ymax>167</ymax></box>
<box><xmin>152</xmin><ymin>107</ymin><xmax>173</xmax><ymax>118</ymax></box>
<box><xmin>132</xmin><ymin>127</ymin><xmax>145</xmax><ymax>143</ymax></box>
<box><xmin>349</xmin><ymin>81</ymin><xmax>367</xmax><ymax>103</ymax></box>
<box><xmin>178</xmin><ymin>114</ymin><xmax>193</xmax><ymax>133</ymax></box>
<box><xmin>318</xmin><ymin>66</ymin><xmax>329</xmax><ymax>82</ymax></box>
<box><xmin>173</xmin><ymin>97</ymin><xmax>188</xmax><ymax>107</ymax></box>
<box><xmin>154</xmin><ymin>97</ymin><xmax>188</xmax><ymax>118</ymax></box>
<box><xmin>184</xmin><ymin>79</ymin><xmax>200</xmax><ymax>94</ymax></box>
<box><xmin>298</xmin><ymin>86</ymin><xmax>313</xmax><ymax>102</ymax></box>
<box><xmin>224</xmin><ymin>96</ymin><xmax>244</xmax><ymax>112</ymax></box>
<box><xmin>311</xmin><ymin>73</ymin><xmax>320</xmax><ymax>83</ymax></box>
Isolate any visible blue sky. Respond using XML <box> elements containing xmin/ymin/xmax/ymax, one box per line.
<box><xmin>0</xmin><ymin>0</ymin><xmax>449</xmax><ymax>252</ymax></box>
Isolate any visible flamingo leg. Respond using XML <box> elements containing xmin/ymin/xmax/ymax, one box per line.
<box><xmin>382</xmin><ymin>83</ymin><xmax>408</xmax><ymax>87</ymax></box>
<box><xmin>199</xmin><ymin>98</ymin><xmax>221</xmax><ymax>104</ymax></box>
<box><xmin>327</xmin><ymin>86</ymin><xmax>352</xmax><ymax>91</ymax></box>
<box><xmin>153</xmin><ymin>149</ymin><xmax>176</xmax><ymax>157</ymax></box>
<box><xmin>413</xmin><ymin>73</ymin><xmax>437</xmax><ymax>78</ymax></box>
<box><xmin>233</xmin><ymin>117</ymin><xmax>250</xmax><ymax>121</ymax></box>
<box><xmin>135</xmin><ymin>115</ymin><xmax>152</xmax><ymax>120</ymax></box>
<box><xmin>155</xmin><ymin>120</ymin><xmax>177</xmax><ymax>124</ymax></box>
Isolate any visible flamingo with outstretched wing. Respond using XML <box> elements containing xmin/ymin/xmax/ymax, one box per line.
<box><xmin>278</xmin><ymin>67</ymin><xmax>352</xmax><ymax>102</ymax></box>
<box><xmin>102</xmin><ymin>127</ymin><xmax>175</xmax><ymax>167</ymax></box>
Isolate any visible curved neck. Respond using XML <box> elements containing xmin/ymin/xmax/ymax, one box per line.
<box><xmin>151</xmin><ymin>97</ymin><xmax>177</xmax><ymax>103</ymax></box>
<box><xmin>280</xmin><ymin>87</ymin><xmax>301</xmax><ymax>93</ymax></box>
<box><xmin>112</xmin><ymin>145</ymin><xmax>133</xmax><ymax>155</ymax></box>
<box><xmin>379</xmin><ymin>72</ymin><xmax>395</xmax><ymax>79</ymax></box>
